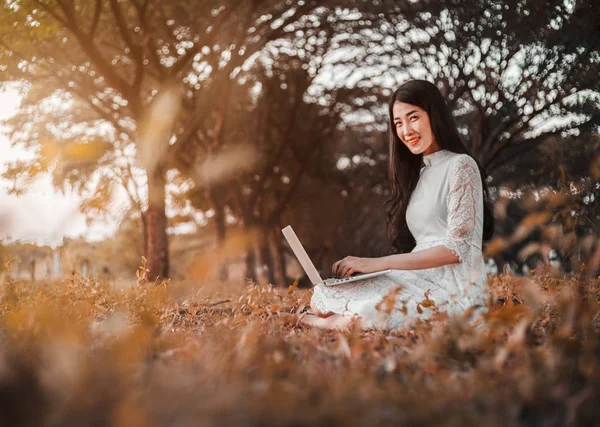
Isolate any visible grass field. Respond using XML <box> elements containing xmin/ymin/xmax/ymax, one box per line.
<box><xmin>0</xmin><ymin>271</ymin><xmax>598</xmax><ymax>426</ymax></box>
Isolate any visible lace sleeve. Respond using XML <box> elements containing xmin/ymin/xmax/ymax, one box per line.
<box><xmin>443</xmin><ymin>155</ymin><xmax>481</xmax><ymax>263</ymax></box>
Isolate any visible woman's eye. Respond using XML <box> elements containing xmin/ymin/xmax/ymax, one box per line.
<box><xmin>410</xmin><ymin>116</ymin><xmax>418</xmax><ymax>121</ymax></box>
<box><xmin>396</xmin><ymin>122</ymin><xmax>402</xmax><ymax>127</ymax></box>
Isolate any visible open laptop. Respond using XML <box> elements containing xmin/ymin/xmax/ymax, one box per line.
<box><xmin>281</xmin><ymin>225</ymin><xmax>392</xmax><ymax>287</ymax></box>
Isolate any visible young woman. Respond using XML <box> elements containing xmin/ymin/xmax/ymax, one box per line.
<box><xmin>302</xmin><ymin>80</ymin><xmax>495</xmax><ymax>330</ymax></box>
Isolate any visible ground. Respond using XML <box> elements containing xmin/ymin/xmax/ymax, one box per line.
<box><xmin>0</xmin><ymin>270</ymin><xmax>598</xmax><ymax>426</ymax></box>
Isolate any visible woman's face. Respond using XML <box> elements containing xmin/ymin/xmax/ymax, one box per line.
<box><xmin>392</xmin><ymin>101</ymin><xmax>440</xmax><ymax>156</ymax></box>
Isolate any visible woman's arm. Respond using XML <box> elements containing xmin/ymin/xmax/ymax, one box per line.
<box><xmin>375</xmin><ymin>245</ymin><xmax>460</xmax><ymax>271</ymax></box>
<box><xmin>334</xmin><ymin>246</ymin><xmax>460</xmax><ymax>278</ymax></box>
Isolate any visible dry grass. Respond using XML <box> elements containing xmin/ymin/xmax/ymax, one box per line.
<box><xmin>0</xmin><ymin>271</ymin><xmax>598</xmax><ymax>427</ymax></box>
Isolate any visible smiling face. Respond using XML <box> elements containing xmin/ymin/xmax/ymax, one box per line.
<box><xmin>392</xmin><ymin>102</ymin><xmax>440</xmax><ymax>156</ymax></box>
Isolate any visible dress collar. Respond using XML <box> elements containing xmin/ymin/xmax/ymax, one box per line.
<box><xmin>422</xmin><ymin>149</ymin><xmax>453</xmax><ymax>167</ymax></box>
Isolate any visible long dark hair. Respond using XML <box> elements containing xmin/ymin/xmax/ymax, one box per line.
<box><xmin>385</xmin><ymin>80</ymin><xmax>495</xmax><ymax>253</ymax></box>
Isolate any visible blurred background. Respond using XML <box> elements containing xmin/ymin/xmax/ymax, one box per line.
<box><xmin>0</xmin><ymin>0</ymin><xmax>599</xmax><ymax>285</ymax></box>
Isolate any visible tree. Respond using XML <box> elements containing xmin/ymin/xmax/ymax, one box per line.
<box><xmin>306</xmin><ymin>0</ymin><xmax>600</xmax><ymax>273</ymax></box>
<box><xmin>184</xmin><ymin>52</ymin><xmax>362</xmax><ymax>285</ymax></box>
<box><xmin>0</xmin><ymin>0</ymin><xmax>390</xmax><ymax>280</ymax></box>
<box><xmin>343</xmin><ymin>0</ymin><xmax>600</xmax><ymax>171</ymax></box>
<box><xmin>485</xmin><ymin>132</ymin><xmax>600</xmax><ymax>275</ymax></box>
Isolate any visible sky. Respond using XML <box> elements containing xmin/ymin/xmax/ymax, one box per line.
<box><xmin>0</xmin><ymin>87</ymin><xmax>116</xmax><ymax>247</ymax></box>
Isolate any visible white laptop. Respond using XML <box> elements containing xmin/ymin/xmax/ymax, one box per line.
<box><xmin>281</xmin><ymin>225</ymin><xmax>392</xmax><ymax>287</ymax></box>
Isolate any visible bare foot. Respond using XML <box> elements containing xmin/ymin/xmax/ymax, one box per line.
<box><xmin>300</xmin><ymin>313</ymin><xmax>362</xmax><ymax>330</ymax></box>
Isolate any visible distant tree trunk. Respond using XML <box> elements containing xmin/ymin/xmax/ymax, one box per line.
<box><xmin>145</xmin><ymin>171</ymin><xmax>169</xmax><ymax>280</ymax></box>
<box><xmin>215</xmin><ymin>204</ymin><xmax>228</xmax><ymax>281</ymax></box>
<box><xmin>81</xmin><ymin>260</ymin><xmax>89</xmax><ymax>277</ymax></box>
<box><xmin>209</xmin><ymin>189</ymin><xmax>228</xmax><ymax>281</ymax></box>
<box><xmin>245</xmin><ymin>247</ymin><xmax>257</xmax><ymax>285</ymax></box>
<box><xmin>315</xmin><ymin>245</ymin><xmax>330</xmax><ymax>277</ymax></box>
<box><xmin>30</xmin><ymin>259</ymin><xmax>35</xmax><ymax>281</ymax></box>
<box><xmin>271</xmin><ymin>225</ymin><xmax>286</xmax><ymax>287</ymax></box>
<box><xmin>258</xmin><ymin>227</ymin><xmax>276</xmax><ymax>285</ymax></box>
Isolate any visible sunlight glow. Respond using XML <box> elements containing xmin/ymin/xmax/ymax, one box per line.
<box><xmin>0</xmin><ymin>86</ymin><xmax>20</xmax><ymax>121</ymax></box>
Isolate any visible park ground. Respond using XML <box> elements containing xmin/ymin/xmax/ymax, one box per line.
<box><xmin>0</xmin><ymin>270</ymin><xmax>598</xmax><ymax>426</ymax></box>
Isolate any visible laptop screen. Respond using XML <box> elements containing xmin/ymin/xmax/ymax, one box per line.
<box><xmin>281</xmin><ymin>225</ymin><xmax>323</xmax><ymax>285</ymax></box>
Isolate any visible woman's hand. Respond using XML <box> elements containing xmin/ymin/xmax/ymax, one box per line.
<box><xmin>332</xmin><ymin>256</ymin><xmax>380</xmax><ymax>278</ymax></box>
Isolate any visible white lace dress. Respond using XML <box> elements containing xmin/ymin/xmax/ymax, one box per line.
<box><xmin>311</xmin><ymin>150</ymin><xmax>489</xmax><ymax>330</ymax></box>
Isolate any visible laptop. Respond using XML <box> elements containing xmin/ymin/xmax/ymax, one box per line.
<box><xmin>281</xmin><ymin>225</ymin><xmax>392</xmax><ymax>287</ymax></box>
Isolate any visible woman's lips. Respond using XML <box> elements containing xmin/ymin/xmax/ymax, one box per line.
<box><xmin>406</xmin><ymin>137</ymin><xmax>420</xmax><ymax>146</ymax></box>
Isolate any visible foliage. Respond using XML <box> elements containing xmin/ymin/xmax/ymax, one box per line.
<box><xmin>0</xmin><ymin>0</ymin><xmax>404</xmax><ymax>278</ymax></box>
<box><xmin>484</xmin><ymin>133</ymin><xmax>600</xmax><ymax>274</ymax></box>
<box><xmin>365</xmin><ymin>0</ymin><xmax>600</xmax><ymax>171</ymax></box>
<box><xmin>0</xmin><ymin>272</ymin><xmax>598</xmax><ymax>426</ymax></box>
<box><xmin>1</xmin><ymin>1</ymin><xmax>599</xmax><ymax>283</ymax></box>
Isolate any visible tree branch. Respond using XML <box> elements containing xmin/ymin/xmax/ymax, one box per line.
<box><xmin>266</xmin><ymin>120</ymin><xmax>335</xmax><ymax>225</ymax></box>
<box><xmin>34</xmin><ymin>0</ymin><xmax>70</xmax><ymax>28</ymax></box>
<box><xmin>486</xmin><ymin>138</ymin><xmax>547</xmax><ymax>175</ymax></box>
<box><xmin>89</xmin><ymin>0</ymin><xmax>102</xmax><ymax>39</ymax></box>
<box><xmin>34</xmin><ymin>0</ymin><xmax>138</xmax><ymax>116</ymax></box>
<box><xmin>248</xmin><ymin>84</ymin><xmax>303</xmax><ymax>208</ymax></box>
<box><xmin>108</xmin><ymin>0</ymin><xmax>145</xmax><ymax>105</ymax></box>
<box><xmin>168</xmin><ymin>4</ymin><xmax>239</xmax><ymax>79</ymax></box>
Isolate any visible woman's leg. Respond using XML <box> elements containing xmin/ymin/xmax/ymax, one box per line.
<box><xmin>310</xmin><ymin>300</ymin><xmax>335</xmax><ymax>318</ymax></box>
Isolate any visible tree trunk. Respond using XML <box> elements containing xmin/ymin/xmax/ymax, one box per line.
<box><xmin>245</xmin><ymin>247</ymin><xmax>257</xmax><ymax>285</ymax></box>
<box><xmin>271</xmin><ymin>225</ymin><xmax>286</xmax><ymax>286</ymax></box>
<box><xmin>213</xmin><ymin>199</ymin><xmax>228</xmax><ymax>281</ymax></box>
<box><xmin>258</xmin><ymin>227</ymin><xmax>275</xmax><ymax>285</ymax></box>
<box><xmin>145</xmin><ymin>171</ymin><xmax>169</xmax><ymax>280</ymax></box>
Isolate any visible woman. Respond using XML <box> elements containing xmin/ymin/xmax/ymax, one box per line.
<box><xmin>302</xmin><ymin>80</ymin><xmax>495</xmax><ymax>330</ymax></box>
